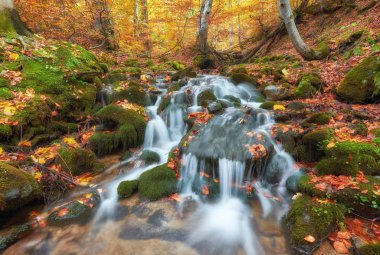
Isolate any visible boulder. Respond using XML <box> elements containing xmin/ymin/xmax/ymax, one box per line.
<box><xmin>0</xmin><ymin>163</ymin><xmax>41</xmax><ymax>215</ymax></box>
<box><xmin>207</xmin><ymin>102</ymin><xmax>223</xmax><ymax>114</ymax></box>
<box><xmin>264</xmin><ymin>85</ymin><xmax>291</xmax><ymax>101</ymax></box>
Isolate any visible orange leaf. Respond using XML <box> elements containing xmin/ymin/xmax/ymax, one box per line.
<box><xmin>333</xmin><ymin>241</ymin><xmax>349</xmax><ymax>254</ymax></box>
<box><xmin>57</xmin><ymin>208</ymin><xmax>69</xmax><ymax>217</ymax></box>
<box><xmin>202</xmin><ymin>185</ymin><xmax>209</xmax><ymax>195</ymax></box>
<box><xmin>304</xmin><ymin>235</ymin><xmax>316</xmax><ymax>243</ymax></box>
<box><xmin>337</xmin><ymin>231</ymin><xmax>351</xmax><ymax>240</ymax></box>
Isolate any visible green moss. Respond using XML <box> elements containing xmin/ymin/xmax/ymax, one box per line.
<box><xmin>337</xmin><ymin>56</ymin><xmax>380</xmax><ymax>103</ymax></box>
<box><xmin>0</xmin><ymin>162</ymin><xmax>41</xmax><ymax>213</ymax></box>
<box><xmin>303</xmin><ymin>128</ymin><xmax>333</xmax><ymax>145</ymax></box>
<box><xmin>294</xmin><ymin>78</ymin><xmax>317</xmax><ymax>99</ymax></box>
<box><xmin>285</xmin><ymin>195</ymin><xmax>346</xmax><ymax>246</ymax></box>
<box><xmin>198</xmin><ymin>90</ymin><xmax>217</xmax><ymax>108</ymax></box>
<box><xmin>371</xmin><ymin>127</ymin><xmax>380</xmax><ymax>137</ymax></box>
<box><xmin>167</xmin><ymin>83</ymin><xmax>181</xmax><ymax>93</ymax></box>
<box><xmin>287</xmin><ymin>101</ymin><xmax>306</xmax><ymax>110</ymax></box>
<box><xmin>299</xmin><ymin>128</ymin><xmax>333</xmax><ymax>163</ymax></box>
<box><xmin>313</xmin><ymin>41</ymin><xmax>330</xmax><ymax>59</ymax></box>
<box><xmin>165</xmin><ymin>61</ymin><xmax>186</xmax><ymax>71</ymax></box>
<box><xmin>229</xmin><ymin>67</ymin><xmax>248</xmax><ymax>75</ymax></box>
<box><xmin>297</xmin><ymin>73</ymin><xmax>323</xmax><ymax>89</ymax></box>
<box><xmin>193</xmin><ymin>54</ymin><xmax>216</xmax><ymax>69</ymax></box>
<box><xmin>351</xmin><ymin>121</ymin><xmax>368</xmax><ymax>136</ymax></box>
<box><xmin>299</xmin><ymin>175</ymin><xmax>380</xmax><ymax>218</ymax></box>
<box><xmin>358</xmin><ymin>243</ymin><xmax>380</xmax><ymax>255</ymax></box>
<box><xmin>158</xmin><ymin>95</ymin><xmax>171</xmax><ymax>112</ymax></box>
<box><xmin>113</xmin><ymin>85</ymin><xmax>146</xmax><ymax>106</ymax></box>
<box><xmin>0</xmin><ymin>87</ymin><xmax>12</xmax><ymax>100</ymax></box>
<box><xmin>306</xmin><ymin>112</ymin><xmax>332</xmax><ymax>125</ymax></box>
<box><xmin>316</xmin><ymin>141</ymin><xmax>380</xmax><ymax>176</ymax></box>
<box><xmin>117</xmin><ymin>180</ymin><xmax>139</xmax><ymax>199</ymax></box>
<box><xmin>230</xmin><ymin>73</ymin><xmax>258</xmax><ymax>85</ymax></box>
<box><xmin>89</xmin><ymin>123</ymin><xmax>139</xmax><ymax>156</ymax></box>
<box><xmin>0</xmin><ymin>10</ymin><xmax>16</xmax><ymax>34</ymax></box>
<box><xmin>57</xmin><ymin>148</ymin><xmax>96</xmax><ymax>176</ymax></box>
<box><xmin>0</xmin><ymin>78</ymin><xmax>10</xmax><ymax>87</ymax></box>
<box><xmin>124</xmin><ymin>59</ymin><xmax>140</xmax><ymax>67</ymax></box>
<box><xmin>140</xmin><ymin>150</ymin><xmax>160</xmax><ymax>165</ymax></box>
<box><xmin>138</xmin><ymin>164</ymin><xmax>177</xmax><ymax>201</ymax></box>
<box><xmin>0</xmin><ymin>125</ymin><xmax>12</xmax><ymax>141</ymax></box>
<box><xmin>95</xmin><ymin>105</ymin><xmax>146</xmax><ymax>136</ymax></box>
<box><xmin>260</xmin><ymin>101</ymin><xmax>278</xmax><ymax>110</ymax></box>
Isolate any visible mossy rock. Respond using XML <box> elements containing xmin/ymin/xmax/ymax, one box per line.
<box><xmin>260</xmin><ymin>101</ymin><xmax>278</xmax><ymax>110</ymax></box>
<box><xmin>193</xmin><ymin>54</ymin><xmax>216</xmax><ymax>69</ymax></box>
<box><xmin>165</xmin><ymin>61</ymin><xmax>186</xmax><ymax>71</ymax></box>
<box><xmin>197</xmin><ymin>90</ymin><xmax>217</xmax><ymax>108</ymax></box>
<box><xmin>285</xmin><ymin>195</ymin><xmax>346</xmax><ymax>252</ymax></box>
<box><xmin>138</xmin><ymin>164</ymin><xmax>177</xmax><ymax>201</ymax></box>
<box><xmin>223</xmin><ymin>95</ymin><xmax>241</xmax><ymax>107</ymax></box>
<box><xmin>337</xmin><ymin>56</ymin><xmax>380</xmax><ymax>103</ymax></box>
<box><xmin>140</xmin><ymin>150</ymin><xmax>160</xmax><ymax>164</ymax></box>
<box><xmin>47</xmin><ymin>201</ymin><xmax>91</xmax><ymax>226</ymax></box>
<box><xmin>349</xmin><ymin>121</ymin><xmax>368</xmax><ymax>136</ymax></box>
<box><xmin>57</xmin><ymin>148</ymin><xmax>96</xmax><ymax>176</ymax></box>
<box><xmin>371</xmin><ymin>127</ymin><xmax>380</xmax><ymax>137</ymax></box>
<box><xmin>124</xmin><ymin>59</ymin><xmax>140</xmax><ymax>67</ymax></box>
<box><xmin>117</xmin><ymin>180</ymin><xmax>139</xmax><ymax>199</ymax></box>
<box><xmin>297</xmin><ymin>72</ymin><xmax>324</xmax><ymax>90</ymax></box>
<box><xmin>171</xmin><ymin>68</ymin><xmax>197</xmax><ymax>81</ymax></box>
<box><xmin>299</xmin><ymin>175</ymin><xmax>380</xmax><ymax>218</ymax></box>
<box><xmin>338</xmin><ymin>31</ymin><xmax>363</xmax><ymax>53</ymax></box>
<box><xmin>305</xmin><ymin>112</ymin><xmax>332</xmax><ymax>125</ymax></box>
<box><xmin>230</xmin><ymin>73</ymin><xmax>258</xmax><ymax>86</ymax></box>
<box><xmin>158</xmin><ymin>95</ymin><xmax>171</xmax><ymax>112</ymax></box>
<box><xmin>358</xmin><ymin>243</ymin><xmax>380</xmax><ymax>255</ymax></box>
<box><xmin>0</xmin><ymin>9</ymin><xmax>16</xmax><ymax>34</ymax></box>
<box><xmin>0</xmin><ymin>162</ymin><xmax>41</xmax><ymax>214</ymax></box>
<box><xmin>294</xmin><ymin>78</ymin><xmax>317</xmax><ymax>99</ymax></box>
<box><xmin>89</xmin><ymin>124</ymin><xmax>139</xmax><ymax>156</ymax></box>
<box><xmin>0</xmin><ymin>125</ymin><xmax>12</xmax><ymax>141</ymax></box>
<box><xmin>287</xmin><ymin>101</ymin><xmax>306</xmax><ymax>110</ymax></box>
<box><xmin>95</xmin><ymin>105</ymin><xmax>147</xmax><ymax>135</ymax></box>
<box><xmin>313</xmin><ymin>41</ymin><xmax>330</xmax><ymax>59</ymax></box>
<box><xmin>0</xmin><ymin>223</ymin><xmax>31</xmax><ymax>251</ymax></box>
<box><xmin>229</xmin><ymin>66</ymin><xmax>248</xmax><ymax>75</ymax></box>
<box><xmin>302</xmin><ymin>128</ymin><xmax>333</xmax><ymax>145</ymax></box>
<box><xmin>112</xmin><ymin>85</ymin><xmax>146</xmax><ymax>106</ymax></box>
<box><xmin>316</xmin><ymin>141</ymin><xmax>380</xmax><ymax>176</ymax></box>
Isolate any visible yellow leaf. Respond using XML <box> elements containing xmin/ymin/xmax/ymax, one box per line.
<box><xmin>34</xmin><ymin>172</ymin><xmax>42</xmax><ymax>181</ymax></box>
<box><xmin>63</xmin><ymin>137</ymin><xmax>77</xmax><ymax>145</ymax></box>
<box><xmin>140</xmin><ymin>75</ymin><xmax>147</xmax><ymax>81</ymax></box>
<box><xmin>273</xmin><ymin>105</ymin><xmax>285</xmax><ymax>111</ymax></box>
<box><xmin>0</xmin><ymin>146</ymin><xmax>4</xmax><ymax>155</ymax></box>
<box><xmin>327</xmin><ymin>142</ymin><xmax>336</xmax><ymax>149</ymax></box>
<box><xmin>3</xmin><ymin>106</ymin><xmax>16</xmax><ymax>116</ymax></box>
<box><xmin>8</xmin><ymin>52</ymin><xmax>19</xmax><ymax>60</ymax></box>
<box><xmin>282</xmin><ymin>68</ymin><xmax>289</xmax><ymax>77</ymax></box>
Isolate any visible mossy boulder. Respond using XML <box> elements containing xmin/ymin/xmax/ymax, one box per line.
<box><xmin>358</xmin><ymin>243</ymin><xmax>380</xmax><ymax>255</ymax></box>
<box><xmin>294</xmin><ymin>78</ymin><xmax>317</xmax><ymax>99</ymax></box>
<box><xmin>57</xmin><ymin>148</ymin><xmax>96</xmax><ymax>176</ymax></box>
<box><xmin>158</xmin><ymin>95</ymin><xmax>171</xmax><ymax>112</ymax></box>
<box><xmin>349</xmin><ymin>121</ymin><xmax>368</xmax><ymax>136</ymax></box>
<box><xmin>140</xmin><ymin>150</ymin><xmax>161</xmax><ymax>165</ymax></box>
<box><xmin>138</xmin><ymin>164</ymin><xmax>177</xmax><ymax>201</ymax></box>
<box><xmin>299</xmin><ymin>175</ymin><xmax>380</xmax><ymax>218</ymax></box>
<box><xmin>297</xmin><ymin>72</ymin><xmax>324</xmax><ymax>90</ymax></box>
<box><xmin>260</xmin><ymin>101</ymin><xmax>278</xmax><ymax>110</ymax></box>
<box><xmin>316</xmin><ymin>141</ymin><xmax>380</xmax><ymax>176</ymax></box>
<box><xmin>304</xmin><ymin>112</ymin><xmax>332</xmax><ymax>125</ymax></box>
<box><xmin>338</xmin><ymin>31</ymin><xmax>363</xmax><ymax>53</ymax></box>
<box><xmin>313</xmin><ymin>41</ymin><xmax>330</xmax><ymax>60</ymax></box>
<box><xmin>0</xmin><ymin>125</ymin><xmax>12</xmax><ymax>141</ymax></box>
<box><xmin>287</xmin><ymin>101</ymin><xmax>306</xmax><ymax>110</ymax></box>
<box><xmin>300</xmin><ymin>128</ymin><xmax>333</xmax><ymax>162</ymax></box>
<box><xmin>197</xmin><ymin>90</ymin><xmax>217</xmax><ymax>108</ymax></box>
<box><xmin>285</xmin><ymin>195</ymin><xmax>346</xmax><ymax>253</ymax></box>
<box><xmin>0</xmin><ymin>223</ymin><xmax>31</xmax><ymax>251</ymax></box>
<box><xmin>117</xmin><ymin>180</ymin><xmax>139</xmax><ymax>199</ymax></box>
<box><xmin>0</xmin><ymin>163</ymin><xmax>41</xmax><ymax>214</ymax></box>
<box><xmin>337</xmin><ymin>56</ymin><xmax>380</xmax><ymax>103</ymax></box>
<box><xmin>112</xmin><ymin>83</ymin><xmax>146</xmax><ymax>106</ymax></box>
<box><xmin>230</xmin><ymin>73</ymin><xmax>258</xmax><ymax>86</ymax></box>
<box><xmin>193</xmin><ymin>54</ymin><xmax>216</xmax><ymax>69</ymax></box>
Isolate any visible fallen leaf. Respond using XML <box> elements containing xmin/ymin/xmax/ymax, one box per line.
<box><xmin>304</xmin><ymin>235</ymin><xmax>316</xmax><ymax>243</ymax></box>
<box><xmin>333</xmin><ymin>241</ymin><xmax>349</xmax><ymax>254</ymax></box>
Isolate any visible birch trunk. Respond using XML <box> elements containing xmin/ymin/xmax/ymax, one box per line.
<box><xmin>0</xmin><ymin>0</ymin><xmax>30</xmax><ymax>35</ymax></box>
<box><xmin>196</xmin><ymin>0</ymin><xmax>213</xmax><ymax>53</ymax></box>
<box><xmin>278</xmin><ymin>0</ymin><xmax>316</xmax><ymax>60</ymax></box>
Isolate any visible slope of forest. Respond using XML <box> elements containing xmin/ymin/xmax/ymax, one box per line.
<box><xmin>0</xmin><ymin>0</ymin><xmax>380</xmax><ymax>255</ymax></box>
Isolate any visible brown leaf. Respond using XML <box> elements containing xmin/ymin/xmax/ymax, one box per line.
<box><xmin>333</xmin><ymin>241</ymin><xmax>349</xmax><ymax>254</ymax></box>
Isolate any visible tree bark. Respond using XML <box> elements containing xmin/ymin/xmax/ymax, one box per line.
<box><xmin>0</xmin><ymin>0</ymin><xmax>30</xmax><ymax>35</ymax></box>
<box><xmin>278</xmin><ymin>0</ymin><xmax>317</xmax><ymax>60</ymax></box>
<box><xmin>196</xmin><ymin>0</ymin><xmax>213</xmax><ymax>53</ymax></box>
<box><xmin>139</xmin><ymin>0</ymin><xmax>151</xmax><ymax>56</ymax></box>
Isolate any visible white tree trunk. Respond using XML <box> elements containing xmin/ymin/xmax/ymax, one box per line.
<box><xmin>196</xmin><ymin>0</ymin><xmax>213</xmax><ymax>53</ymax></box>
<box><xmin>278</xmin><ymin>0</ymin><xmax>316</xmax><ymax>60</ymax></box>
<box><xmin>0</xmin><ymin>0</ymin><xmax>14</xmax><ymax>10</ymax></box>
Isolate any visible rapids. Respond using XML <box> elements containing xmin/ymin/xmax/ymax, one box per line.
<box><xmin>4</xmin><ymin>75</ymin><xmax>298</xmax><ymax>255</ymax></box>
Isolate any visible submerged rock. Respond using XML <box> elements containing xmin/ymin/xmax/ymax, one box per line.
<box><xmin>140</xmin><ymin>150</ymin><xmax>160</xmax><ymax>165</ymax></box>
<box><xmin>47</xmin><ymin>201</ymin><xmax>91</xmax><ymax>226</ymax></box>
<box><xmin>0</xmin><ymin>223</ymin><xmax>31</xmax><ymax>251</ymax></box>
<box><xmin>206</xmin><ymin>102</ymin><xmax>223</xmax><ymax>114</ymax></box>
<box><xmin>118</xmin><ymin>180</ymin><xmax>139</xmax><ymax>199</ymax></box>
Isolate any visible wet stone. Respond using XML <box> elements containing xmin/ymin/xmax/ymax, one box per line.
<box><xmin>147</xmin><ymin>209</ymin><xmax>168</xmax><ymax>227</ymax></box>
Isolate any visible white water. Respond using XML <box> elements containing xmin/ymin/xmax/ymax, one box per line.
<box><xmin>92</xmin><ymin>75</ymin><xmax>296</xmax><ymax>254</ymax></box>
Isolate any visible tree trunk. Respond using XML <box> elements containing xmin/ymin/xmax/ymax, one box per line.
<box><xmin>0</xmin><ymin>0</ymin><xmax>30</xmax><ymax>35</ymax></box>
<box><xmin>96</xmin><ymin>0</ymin><xmax>117</xmax><ymax>50</ymax></box>
<box><xmin>196</xmin><ymin>0</ymin><xmax>213</xmax><ymax>53</ymax></box>
<box><xmin>134</xmin><ymin>0</ymin><xmax>139</xmax><ymax>37</ymax></box>
<box><xmin>278</xmin><ymin>0</ymin><xmax>317</xmax><ymax>60</ymax></box>
<box><xmin>139</xmin><ymin>0</ymin><xmax>151</xmax><ymax>56</ymax></box>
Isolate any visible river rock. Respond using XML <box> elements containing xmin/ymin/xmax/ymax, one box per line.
<box><xmin>314</xmin><ymin>241</ymin><xmax>343</xmax><ymax>255</ymax></box>
<box><xmin>0</xmin><ymin>162</ymin><xmax>41</xmax><ymax>215</ymax></box>
<box><xmin>207</xmin><ymin>102</ymin><xmax>223</xmax><ymax>114</ymax></box>
<box><xmin>47</xmin><ymin>201</ymin><xmax>92</xmax><ymax>226</ymax></box>
<box><xmin>264</xmin><ymin>85</ymin><xmax>291</xmax><ymax>101</ymax></box>
<box><xmin>286</xmin><ymin>171</ymin><xmax>306</xmax><ymax>194</ymax></box>
<box><xmin>0</xmin><ymin>223</ymin><xmax>31</xmax><ymax>250</ymax></box>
